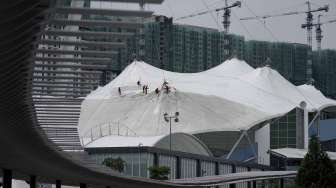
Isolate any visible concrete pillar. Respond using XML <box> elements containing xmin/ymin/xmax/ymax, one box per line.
<box><xmin>79</xmin><ymin>183</ymin><xmax>86</xmax><ymax>188</ymax></box>
<box><xmin>215</xmin><ymin>162</ymin><xmax>219</xmax><ymax>175</ymax></box>
<box><xmin>30</xmin><ymin>176</ymin><xmax>36</xmax><ymax>188</ymax></box>
<box><xmin>317</xmin><ymin>114</ymin><xmax>320</xmax><ymax>138</ymax></box>
<box><xmin>300</xmin><ymin>101</ymin><xmax>309</xmax><ymax>149</ymax></box>
<box><xmin>280</xmin><ymin>178</ymin><xmax>284</xmax><ymax>188</ymax></box>
<box><xmin>215</xmin><ymin>162</ymin><xmax>219</xmax><ymax>188</ymax></box>
<box><xmin>56</xmin><ymin>180</ymin><xmax>61</xmax><ymax>188</ymax></box>
<box><xmin>196</xmin><ymin>159</ymin><xmax>201</xmax><ymax>177</ymax></box>
<box><xmin>3</xmin><ymin>169</ymin><xmax>12</xmax><ymax>188</ymax></box>
<box><xmin>247</xmin><ymin>167</ymin><xmax>251</xmax><ymax>188</ymax></box>
<box><xmin>230</xmin><ymin>165</ymin><xmax>236</xmax><ymax>188</ymax></box>
<box><xmin>229</xmin><ymin>183</ymin><xmax>235</xmax><ymax>188</ymax></box>
<box><xmin>253</xmin><ymin>181</ymin><xmax>257</xmax><ymax>188</ymax></box>
<box><xmin>153</xmin><ymin>153</ymin><xmax>159</xmax><ymax>167</ymax></box>
<box><xmin>176</xmin><ymin>156</ymin><xmax>181</xmax><ymax>179</ymax></box>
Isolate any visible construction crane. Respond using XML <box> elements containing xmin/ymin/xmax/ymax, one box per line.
<box><xmin>175</xmin><ymin>1</ymin><xmax>241</xmax><ymax>33</ymax></box>
<box><xmin>302</xmin><ymin>15</ymin><xmax>336</xmax><ymax>51</ymax></box>
<box><xmin>240</xmin><ymin>1</ymin><xmax>329</xmax><ymax>48</ymax></box>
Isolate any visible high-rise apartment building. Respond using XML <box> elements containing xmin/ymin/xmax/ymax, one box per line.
<box><xmin>32</xmin><ymin>0</ymin><xmax>162</xmax><ymax>150</ymax></box>
<box><xmin>244</xmin><ymin>41</ymin><xmax>310</xmax><ymax>85</ymax></box>
<box><xmin>313</xmin><ymin>49</ymin><xmax>336</xmax><ymax>99</ymax></box>
<box><xmin>143</xmin><ymin>15</ymin><xmax>245</xmax><ymax>73</ymax></box>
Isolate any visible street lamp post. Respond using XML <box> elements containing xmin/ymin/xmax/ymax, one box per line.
<box><xmin>163</xmin><ymin>112</ymin><xmax>179</xmax><ymax>153</ymax></box>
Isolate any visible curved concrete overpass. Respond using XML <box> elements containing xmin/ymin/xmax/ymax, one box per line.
<box><xmin>0</xmin><ymin>1</ymin><xmax>181</xmax><ymax>187</ymax></box>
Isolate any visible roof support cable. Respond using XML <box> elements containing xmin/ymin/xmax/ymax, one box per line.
<box><xmin>243</xmin><ymin>1</ymin><xmax>279</xmax><ymax>42</ymax></box>
<box><xmin>201</xmin><ymin>0</ymin><xmax>222</xmax><ymax>31</ymax></box>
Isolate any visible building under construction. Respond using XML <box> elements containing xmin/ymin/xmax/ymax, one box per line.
<box><xmin>144</xmin><ymin>15</ymin><xmax>245</xmax><ymax>73</ymax></box>
<box><xmin>143</xmin><ymin>15</ymin><xmax>335</xmax><ymax>99</ymax></box>
<box><xmin>313</xmin><ymin>49</ymin><xmax>336</xmax><ymax>99</ymax></box>
<box><xmin>244</xmin><ymin>40</ymin><xmax>311</xmax><ymax>86</ymax></box>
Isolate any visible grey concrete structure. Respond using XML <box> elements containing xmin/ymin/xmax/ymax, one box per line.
<box><xmin>33</xmin><ymin>0</ymin><xmax>159</xmax><ymax>150</ymax></box>
<box><xmin>38</xmin><ymin>39</ymin><xmax>126</xmax><ymax>48</ymax></box>
<box><xmin>170</xmin><ymin>171</ymin><xmax>296</xmax><ymax>186</ymax></box>
<box><xmin>0</xmin><ymin>1</ymin><xmax>183</xmax><ymax>187</ymax></box>
<box><xmin>49</xmin><ymin>19</ymin><xmax>144</xmax><ymax>28</ymax></box>
<box><xmin>36</xmin><ymin>49</ymin><xmax>119</xmax><ymax>56</ymax></box>
<box><xmin>42</xmin><ymin>30</ymin><xmax>134</xmax><ymax>38</ymax></box>
<box><xmin>54</xmin><ymin>7</ymin><xmax>153</xmax><ymax>17</ymax></box>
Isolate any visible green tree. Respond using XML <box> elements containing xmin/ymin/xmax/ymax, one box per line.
<box><xmin>296</xmin><ymin>135</ymin><xmax>336</xmax><ymax>188</ymax></box>
<box><xmin>102</xmin><ymin>157</ymin><xmax>125</xmax><ymax>173</ymax></box>
<box><xmin>148</xmin><ymin>166</ymin><xmax>170</xmax><ymax>180</ymax></box>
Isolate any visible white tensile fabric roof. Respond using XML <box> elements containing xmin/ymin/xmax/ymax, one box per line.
<box><xmin>297</xmin><ymin>84</ymin><xmax>336</xmax><ymax>111</ymax></box>
<box><xmin>78</xmin><ymin>59</ymin><xmax>336</xmax><ymax>138</ymax></box>
<box><xmin>85</xmin><ymin>133</ymin><xmax>213</xmax><ymax>156</ymax></box>
<box><xmin>270</xmin><ymin>148</ymin><xmax>336</xmax><ymax>160</ymax></box>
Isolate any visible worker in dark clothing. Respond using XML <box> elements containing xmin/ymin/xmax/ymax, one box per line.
<box><xmin>137</xmin><ymin>80</ymin><xmax>141</xmax><ymax>86</ymax></box>
<box><xmin>165</xmin><ymin>85</ymin><xmax>169</xmax><ymax>94</ymax></box>
<box><xmin>145</xmin><ymin>85</ymin><xmax>149</xmax><ymax>95</ymax></box>
<box><xmin>118</xmin><ymin>87</ymin><xmax>121</xmax><ymax>95</ymax></box>
<box><xmin>142</xmin><ymin>85</ymin><xmax>145</xmax><ymax>94</ymax></box>
<box><xmin>162</xmin><ymin>80</ymin><xmax>170</xmax><ymax>94</ymax></box>
<box><xmin>155</xmin><ymin>88</ymin><xmax>159</xmax><ymax>94</ymax></box>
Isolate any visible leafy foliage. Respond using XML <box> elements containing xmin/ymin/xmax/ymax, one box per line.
<box><xmin>148</xmin><ymin>166</ymin><xmax>170</xmax><ymax>180</ymax></box>
<box><xmin>102</xmin><ymin>157</ymin><xmax>125</xmax><ymax>173</ymax></box>
<box><xmin>296</xmin><ymin>136</ymin><xmax>336</xmax><ymax>188</ymax></box>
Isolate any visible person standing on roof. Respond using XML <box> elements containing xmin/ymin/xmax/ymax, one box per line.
<box><xmin>118</xmin><ymin>87</ymin><xmax>121</xmax><ymax>96</ymax></box>
<box><xmin>163</xmin><ymin>81</ymin><xmax>170</xmax><ymax>94</ymax></box>
<box><xmin>145</xmin><ymin>85</ymin><xmax>149</xmax><ymax>95</ymax></box>
<box><xmin>165</xmin><ymin>85</ymin><xmax>169</xmax><ymax>94</ymax></box>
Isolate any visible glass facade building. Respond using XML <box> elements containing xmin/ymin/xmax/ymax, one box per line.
<box><xmin>270</xmin><ymin>109</ymin><xmax>298</xmax><ymax>149</ymax></box>
<box><xmin>85</xmin><ymin>146</ymin><xmax>292</xmax><ymax>188</ymax></box>
<box><xmin>86</xmin><ymin>147</ymin><xmax>270</xmax><ymax>182</ymax></box>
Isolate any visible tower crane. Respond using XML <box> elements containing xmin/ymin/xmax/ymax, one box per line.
<box><xmin>240</xmin><ymin>1</ymin><xmax>329</xmax><ymax>48</ymax></box>
<box><xmin>302</xmin><ymin>15</ymin><xmax>336</xmax><ymax>51</ymax></box>
<box><xmin>175</xmin><ymin>1</ymin><xmax>241</xmax><ymax>33</ymax></box>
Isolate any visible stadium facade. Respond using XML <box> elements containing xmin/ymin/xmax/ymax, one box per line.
<box><xmin>78</xmin><ymin>59</ymin><xmax>336</xmax><ymax>177</ymax></box>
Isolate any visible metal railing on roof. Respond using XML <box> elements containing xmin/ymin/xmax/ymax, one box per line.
<box><xmin>80</xmin><ymin>121</ymin><xmax>137</xmax><ymax>146</ymax></box>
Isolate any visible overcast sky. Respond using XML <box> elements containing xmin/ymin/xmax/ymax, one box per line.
<box><xmin>93</xmin><ymin>0</ymin><xmax>336</xmax><ymax>50</ymax></box>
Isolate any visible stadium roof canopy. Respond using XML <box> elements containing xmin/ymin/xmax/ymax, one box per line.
<box><xmin>78</xmin><ymin>59</ymin><xmax>336</xmax><ymax>138</ymax></box>
<box><xmin>85</xmin><ymin>132</ymin><xmax>213</xmax><ymax>156</ymax></box>
<box><xmin>270</xmin><ymin>148</ymin><xmax>336</xmax><ymax>160</ymax></box>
